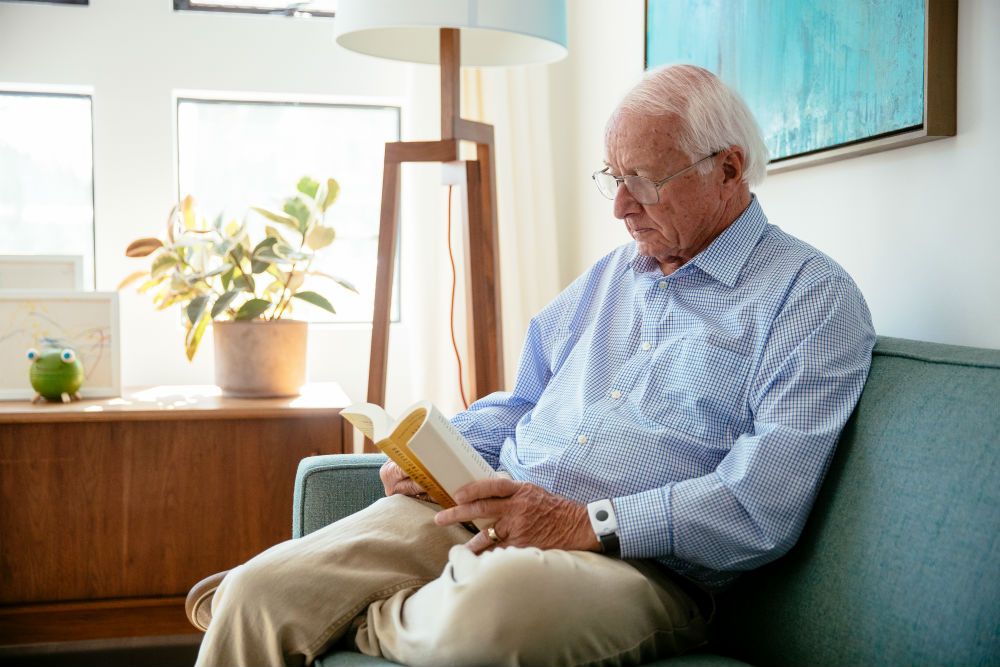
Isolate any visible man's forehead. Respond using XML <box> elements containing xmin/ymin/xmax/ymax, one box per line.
<box><xmin>604</xmin><ymin>112</ymin><xmax>685</xmax><ymax>166</ymax></box>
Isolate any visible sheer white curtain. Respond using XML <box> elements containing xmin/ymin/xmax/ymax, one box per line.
<box><xmin>400</xmin><ymin>65</ymin><xmax>563</xmax><ymax>417</ymax></box>
<box><xmin>470</xmin><ymin>67</ymin><xmax>563</xmax><ymax>388</ymax></box>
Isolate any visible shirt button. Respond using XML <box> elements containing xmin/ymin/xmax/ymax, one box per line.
<box><xmin>577</xmin><ymin>434</ymin><xmax>588</xmax><ymax>444</ymax></box>
<box><xmin>641</xmin><ymin>341</ymin><xmax>652</xmax><ymax>351</ymax></box>
<box><xmin>658</xmin><ymin>280</ymin><xmax>668</xmax><ymax>290</ymax></box>
<box><xmin>610</xmin><ymin>390</ymin><xmax>622</xmax><ymax>399</ymax></box>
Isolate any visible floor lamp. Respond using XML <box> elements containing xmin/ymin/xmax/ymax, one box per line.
<box><xmin>334</xmin><ymin>0</ymin><xmax>568</xmax><ymax>413</ymax></box>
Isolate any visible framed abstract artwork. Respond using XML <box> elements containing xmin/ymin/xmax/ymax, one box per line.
<box><xmin>645</xmin><ymin>0</ymin><xmax>957</xmax><ymax>172</ymax></box>
<box><xmin>0</xmin><ymin>291</ymin><xmax>120</xmax><ymax>399</ymax></box>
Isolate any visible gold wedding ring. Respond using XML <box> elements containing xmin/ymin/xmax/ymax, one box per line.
<box><xmin>487</xmin><ymin>526</ymin><xmax>502</xmax><ymax>543</ymax></box>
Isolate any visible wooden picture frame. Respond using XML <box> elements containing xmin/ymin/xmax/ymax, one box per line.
<box><xmin>645</xmin><ymin>0</ymin><xmax>957</xmax><ymax>173</ymax></box>
<box><xmin>0</xmin><ymin>291</ymin><xmax>121</xmax><ymax>399</ymax></box>
<box><xmin>0</xmin><ymin>255</ymin><xmax>84</xmax><ymax>290</ymax></box>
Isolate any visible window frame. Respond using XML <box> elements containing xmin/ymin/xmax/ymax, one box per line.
<box><xmin>172</xmin><ymin>0</ymin><xmax>336</xmax><ymax>18</ymax></box>
<box><xmin>0</xmin><ymin>1</ymin><xmax>88</xmax><ymax>5</ymax></box>
<box><xmin>173</xmin><ymin>92</ymin><xmax>402</xmax><ymax>325</ymax></box>
<box><xmin>0</xmin><ymin>87</ymin><xmax>97</xmax><ymax>289</ymax></box>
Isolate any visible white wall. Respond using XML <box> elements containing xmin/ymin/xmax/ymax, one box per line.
<box><xmin>553</xmin><ymin>0</ymin><xmax>1000</xmax><ymax>350</ymax></box>
<box><xmin>0</xmin><ymin>0</ymin><xmax>444</xmax><ymax>406</ymax></box>
<box><xmin>3</xmin><ymin>0</ymin><xmax>996</xmax><ymax>409</ymax></box>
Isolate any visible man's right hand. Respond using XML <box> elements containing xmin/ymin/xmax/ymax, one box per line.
<box><xmin>379</xmin><ymin>459</ymin><xmax>430</xmax><ymax>500</ymax></box>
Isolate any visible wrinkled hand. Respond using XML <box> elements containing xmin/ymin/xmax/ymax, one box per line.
<box><xmin>434</xmin><ymin>477</ymin><xmax>602</xmax><ymax>555</ymax></box>
<box><xmin>379</xmin><ymin>460</ymin><xmax>430</xmax><ymax>501</ymax></box>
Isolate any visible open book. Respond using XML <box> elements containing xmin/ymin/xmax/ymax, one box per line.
<box><xmin>341</xmin><ymin>400</ymin><xmax>497</xmax><ymax>530</ymax></box>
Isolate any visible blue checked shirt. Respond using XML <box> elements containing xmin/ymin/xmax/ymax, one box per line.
<box><xmin>451</xmin><ymin>197</ymin><xmax>875</xmax><ymax>589</ymax></box>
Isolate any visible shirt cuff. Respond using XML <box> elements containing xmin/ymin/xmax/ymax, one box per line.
<box><xmin>613</xmin><ymin>484</ymin><xmax>675</xmax><ymax>559</ymax></box>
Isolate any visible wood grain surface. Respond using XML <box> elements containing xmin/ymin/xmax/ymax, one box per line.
<box><xmin>0</xmin><ymin>385</ymin><xmax>347</xmax><ymax>644</ymax></box>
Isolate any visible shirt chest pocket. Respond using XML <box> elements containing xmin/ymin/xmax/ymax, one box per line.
<box><xmin>640</xmin><ymin>333</ymin><xmax>752</xmax><ymax>441</ymax></box>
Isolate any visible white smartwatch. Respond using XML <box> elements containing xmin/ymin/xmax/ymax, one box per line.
<box><xmin>587</xmin><ymin>499</ymin><xmax>620</xmax><ymax>557</ymax></box>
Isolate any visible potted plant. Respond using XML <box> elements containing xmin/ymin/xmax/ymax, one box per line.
<box><xmin>120</xmin><ymin>176</ymin><xmax>357</xmax><ymax>397</ymax></box>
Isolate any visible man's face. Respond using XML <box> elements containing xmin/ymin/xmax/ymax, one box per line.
<box><xmin>603</xmin><ymin>110</ymin><xmax>729</xmax><ymax>274</ymax></box>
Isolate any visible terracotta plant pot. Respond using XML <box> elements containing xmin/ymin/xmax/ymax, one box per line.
<box><xmin>212</xmin><ymin>320</ymin><xmax>307</xmax><ymax>397</ymax></box>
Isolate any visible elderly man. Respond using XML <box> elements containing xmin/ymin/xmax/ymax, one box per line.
<box><xmin>195</xmin><ymin>64</ymin><xmax>875</xmax><ymax>667</ymax></box>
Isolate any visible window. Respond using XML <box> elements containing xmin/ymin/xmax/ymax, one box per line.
<box><xmin>173</xmin><ymin>0</ymin><xmax>336</xmax><ymax>17</ymax></box>
<box><xmin>176</xmin><ymin>97</ymin><xmax>399</xmax><ymax>323</ymax></box>
<box><xmin>0</xmin><ymin>91</ymin><xmax>95</xmax><ymax>288</ymax></box>
<box><xmin>0</xmin><ymin>1</ymin><xmax>88</xmax><ymax>5</ymax></box>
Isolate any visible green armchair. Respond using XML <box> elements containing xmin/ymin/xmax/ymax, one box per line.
<box><xmin>293</xmin><ymin>337</ymin><xmax>1000</xmax><ymax>666</ymax></box>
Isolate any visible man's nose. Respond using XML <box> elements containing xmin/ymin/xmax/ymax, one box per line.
<box><xmin>613</xmin><ymin>181</ymin><xmax>640</xmax><ymax>219</ymax></box>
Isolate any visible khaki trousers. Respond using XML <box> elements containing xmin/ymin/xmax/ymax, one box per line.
<box><xmin>195</xmin><ymin>495</ymin><xmax>709</xmax><ymax>667</ymax></box>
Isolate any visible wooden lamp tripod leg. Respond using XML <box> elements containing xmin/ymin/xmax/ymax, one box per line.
<box><xmin>362</xmin><ymin>28</ymin><xmax>504</xmax><ymax>454</ymax></box>
<box><xmin>366</xmin><ymin>151</ymin><xmax>504</xmax><ymax>408</ymax></box>
<box><xmin>366</xmin><ymin>151</ymin><xmax>401</xmax><ymax>411</ymax></box>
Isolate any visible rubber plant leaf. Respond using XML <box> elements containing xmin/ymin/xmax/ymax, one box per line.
<box><xmin>211</xmin><ymin>289</ymin><xmax>241</xmax><ymax>318</ymax></box>
<box><xmin>320</xmin><ymin>178</ymin><xmax>340</xmax><ymax>212</ymax></box>
<box><xmin>126</xmin><ymin>237</ymin><xmax>163</xmax><ymax>257</ymax></box>
<box><xmin>232</xmin><ymin>273</ymin><xmax>255</xmax><ymax>293</ymax></box>
<box><xmin>283</xmin><ymin>196</ymin><xmax>312</xmax><ymax>233</ymax></box>
<box><xmin>306</xmin><ymin>224</ymin><xmax>335</xmax><ymax>250</ymax></box>
<box><xmin>296</xmin><ymin>176</ymin><xmax>320</xmax><ymax>199</ymax></box>
<box><xmin>234</xmin><ymin>298</ymin><xmax>272</xmax><ymax>321</ymax></box>
<box><xmin>274</xmin><ymin>243</ymin><xmax>311</xmax><ymax>262</ymax></box>
<box><xmin>282</xmin><ymin>270</ymin><xmax>305</xmax><ymax>293</ymax></box>
<box><xmin>254</xmin><ymin>249</ymin><xmax>288</xmax><ymax>267</ymax></box>
<box><xmin>309</xmin><ymin>270</ymin><xmax>360</xmax><ymax>294</ymax></box>
<box><xmin>181</xmin><ymin>194</ymin><xmax>197</xmax><ymax>230</ymax></box>
<box><xmin>292</xmin><ymin>290</ymin><xmax>336</xmax><ymax>314</ymax></box>
<box><xmin>186</xmin><ymin>294</ymin><xmax>209</xmax><ymax>326</ymax></box>
<box><xmin>264</xmin><ymin>225</ymin><xmax>289</xmax><ymax>244</ymax></box>
<box><xmin>150</xmin><ymin>253</ymin><xmax>179</xmax><ymax>278</ymax></box>
<box><xmin>251</xmin><ymin>206</ymin><xmax>300</xmax><ymax>233</ymax></box>
<box><xmin>117</xmin><ymin>269</ymin><xmax>149</xmax><ymax>290</ymax></box>
<box><xmin>184</xmin><ymin>310</ymin><xmax>211</xmax><ymax>361</ymax></box>
<box><xmin>251</xmin><ymin>237</ymin><xmax>279</xmax><ymax>273</ymax></box>
<box><xmin>136</xmin><ymin>274</ymin><xmax>168</xmax><ymax>294</ymax></box>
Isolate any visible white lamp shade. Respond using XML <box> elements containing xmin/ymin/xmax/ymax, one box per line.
<box><xmin>334</xmin><ymin>0</ymin><xmax>568</xmax><ymax>67</ymax></box>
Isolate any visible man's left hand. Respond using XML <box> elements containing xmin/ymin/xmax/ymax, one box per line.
<box><xmin>434</xmin><ymin>478</ymin><xmax>602</xmax><ymax>555</ymax></box>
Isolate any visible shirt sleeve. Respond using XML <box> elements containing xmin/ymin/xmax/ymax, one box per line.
<box><xmin>450</xmin><ymin>279</ymin><xmax>577</xmax><ymax>468</ymax></box>
<box><xmin>615</xmin><ymin>272</ymin><xmax>876</xmax><ymax>571</ymax></box>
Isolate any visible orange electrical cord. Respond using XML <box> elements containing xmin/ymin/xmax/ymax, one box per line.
<box><xmin>447</xmin><ymin>185</ymin><xmax>470</xmax><ymax>409</ymax></box>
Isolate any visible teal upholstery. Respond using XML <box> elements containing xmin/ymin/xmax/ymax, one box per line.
<box><xmin>294</xmin><ymin>336</ymin><xmax>1000</xmax><ymax>667</ymax></box>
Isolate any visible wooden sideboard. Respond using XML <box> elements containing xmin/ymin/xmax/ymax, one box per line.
<box><xmin>0</xmin><ymin>383</ymin><xmax>350</xmax><ymax>645</ymax></box>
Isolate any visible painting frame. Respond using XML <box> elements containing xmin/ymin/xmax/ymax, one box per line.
<box><xmin>0</xmin><ymin>254</ymin><xmax>84</xmax><ymax>290</ymax></box>
<box><xmin>644</xmin><ymin>0</ymin><xmax>957</xmax><ymax>173</ymax></box>
<box><xmin>0</xmin><ymin>290</ymin><xmax>121</xmax><ymax>400</ymax></box>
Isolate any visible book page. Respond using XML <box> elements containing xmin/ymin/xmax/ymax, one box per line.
<box><xmin>375</xmin><ymin>407</ymin><xmax>457</xmax><ymax>509</ymax></box>
<box><xmin>341</xmin><ymin>402</ymin><xmax>396</xmax><ymax>442</ymax></box>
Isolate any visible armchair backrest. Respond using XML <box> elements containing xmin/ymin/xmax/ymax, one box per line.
<box><xmin>712</xmin><ymin>337</ymin><xmax>1000</xmax><ymax>667</ymax></box>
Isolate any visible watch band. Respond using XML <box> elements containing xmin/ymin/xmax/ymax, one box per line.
<box><xmin>587</xmin><ymin>499</ymin><xmax>621</xmax><ymax>558</ymax></box>
<box><xmin>598</xmin><ymin>532</ymin><xmax>620</xmax><ymax>557</ymax></box>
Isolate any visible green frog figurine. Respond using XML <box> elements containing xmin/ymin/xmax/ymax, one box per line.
<box><xmin>27</xmin><ymin>347</ymin><xmax>85</xmax><ymax>404</ymax></box>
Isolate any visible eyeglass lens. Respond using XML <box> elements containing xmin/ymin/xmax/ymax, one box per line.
<box><xmin>593</xmin><ymin>172</ymin><xmax>657</xmax><ymax>205</ymax></box>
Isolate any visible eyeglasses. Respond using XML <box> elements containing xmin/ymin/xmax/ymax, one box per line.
<box><xmin>592</xmin><ymin>152</ymin><xmax>720</xmax><ymax>205</ymax></box>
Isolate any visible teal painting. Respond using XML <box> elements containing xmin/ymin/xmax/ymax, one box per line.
<box><xmin>646</xmin><ymin>0</ymin><xmax>926</xmax><ymax>162</ymax></box>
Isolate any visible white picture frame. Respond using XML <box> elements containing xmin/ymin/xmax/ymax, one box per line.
<box><xmin>0</xmin><ymin>255</ymin><xmax>85</xmax><ymax>290</ymax></box>
<box><xmin>0</xmin><ymin>291</ymin><xmax>121</xmax><ymax>399</ymax></box>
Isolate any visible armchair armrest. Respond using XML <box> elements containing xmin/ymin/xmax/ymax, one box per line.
<box><xmin>293</xmin><ymin>453</ymin><xmax>388</xmax><ymax>538</ymax></box>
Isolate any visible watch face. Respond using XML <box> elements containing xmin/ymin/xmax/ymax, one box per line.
<box><xmin>589</xmin><ymin>499</ymin><xmax>617</xmax><ymax>536</ymax></box>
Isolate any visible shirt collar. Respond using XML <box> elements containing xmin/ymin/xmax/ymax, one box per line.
<box><xmin>628</xmin><ymin>195</ymin><xmax>768</xmax><ymax>288</ymax></box>
<box><xmin>689</xmin><ymin>195</ymin><xmax>767</xmax><ymax>287</ymax></box>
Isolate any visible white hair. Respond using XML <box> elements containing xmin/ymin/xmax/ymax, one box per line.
<box><xmin>616</xmin><ymin>64</ymin><xmax>769</xmax><ymax>187</ymax></box>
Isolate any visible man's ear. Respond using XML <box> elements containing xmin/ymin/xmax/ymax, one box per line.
<box><xmin>719</xmin><ymin>146</ymin><xmax>746</xmax><ymax>196</ymax></box>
